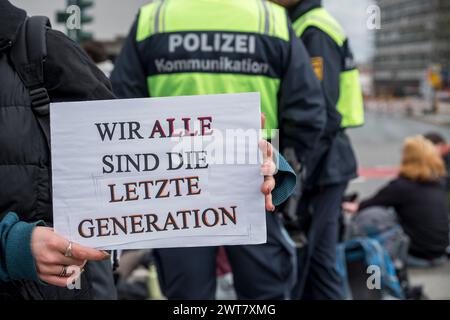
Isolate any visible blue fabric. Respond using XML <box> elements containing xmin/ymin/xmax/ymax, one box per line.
<box><xmin>0</xmin><ymin>212</ymin><xmax>44</xmax><ymax>282</ymax></box>
<box><xmin>337</xmin><ymin>237</ymin><xmax>405</xmax><ymax>299</ymax></box>
<box><xmin>272</xmin><ymin>151</ymin><xmax>297</xmax><ymax>206</ymax></box>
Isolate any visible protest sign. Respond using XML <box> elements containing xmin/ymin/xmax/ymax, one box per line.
<box><xmin>50</xmin><ymin>93</ymin><xmax>267</xmax><ymax>249</ymax></box>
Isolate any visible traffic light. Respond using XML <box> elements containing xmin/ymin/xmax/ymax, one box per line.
<box><xmin>56</xmin><ymin>11</ymin><xmax>70</xmax><ymax>24</ymax></box>
<box><xmin>78</xmin><ymin>0</ymin><xmax>94</xmax><ymax>25</ymax></box>
<box><xmin>55</xmin><ymin>0</ymin><xmax>95</xmax><ymax>43</ymax></box>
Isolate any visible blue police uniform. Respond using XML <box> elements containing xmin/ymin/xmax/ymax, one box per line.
<box><xmin>111</xmin><ymin>0</ymin><xmax>326</xmax><ymax>299</ymax></box>
<box><xmin>289</xmin><ymin>0</ymin><xmax>364</xmax><ymax>300</ymax></box>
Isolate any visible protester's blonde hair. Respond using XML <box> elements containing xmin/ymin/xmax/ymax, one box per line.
<box><xmin>399</xmin><ymin>135</ymin><xmax>447</xmax><ymax>182</ymax></box>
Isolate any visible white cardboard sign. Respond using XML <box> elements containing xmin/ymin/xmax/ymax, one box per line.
<box><xmin>50</xmin><ymin>93</ymin><xmax>266</xmax><ymax>250</ymax></box>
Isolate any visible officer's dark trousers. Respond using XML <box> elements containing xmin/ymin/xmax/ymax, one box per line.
<box><xmin>292</xmin><ymin>183</ymin><xmax>347</xmax><ymax>300</ymax></box>
<box><xmin>154</xmin><ymin>213</ymin><xmax>296</xmax><ymax>299</ymax></box>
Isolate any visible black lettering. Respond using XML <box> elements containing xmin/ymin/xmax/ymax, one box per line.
<box><xmin>143</xmin><ymin>153</ymin><xmax>159</xmax><ymax>171</ymax></box>
<box><xmin>192</xmin><ymin>209</ymin><xmax>202</xmax><ymax>228</ymax></box>
<box><xmin>124</xmin><ymin>182</ymin><xmax>139</xmax><ymax>201</ymax></box>
<box><xmin>95</xmin><ymin>122</ymin><xmax>117</xmax><ymax>141</ymax></box>
<box><xmin>220</xmin><ymin>206</ymin><xmax>237</xmax><ymax>225</ymax></box>
<box><xmin>119</xmin><ymin>122</ymin><xmax>127</xmax><ymax>140</ymax></box>
<box><xmin>124</xmin><ymin>154</ymin><xmax>140</xmax><ymax>173</ymax></box>
<box><xmin>78</xmin><ymin>219</ymin><xmax>95</xmax><ymax>238</ymax></box>
<box><xmin>110</xmin><ymin>216</ymin><xmax>128</xmax><ymax>235</ymax></box>
<box><xmin>144</xmin><ymin>214</ymin><xmax>162</xmax><ymax>232</ymax></box>
<box><xmin>97</xmin><ymin>218</ymin><xmax>111</xmax><ymax>237</ymax></box>
<box><xmin>176</xmin><ymin>210</ymin><xmax>192</xmax><ymax>229</ymax></box>
<box><xmin>138</xmin><ymin>180</ymin><xmax>154</xmax><ymax>199</ymax></box>
<box><xmin>155</xmin><ymin>179</ymin><xmax>170</xmax><ymax>198</ymax></box>
<box><xmin>194</xmin><ymin>151</ymin><xmax>208</xmax><ymax>169</ymax></box>
<box><xmin>129</xmin><ymin>122</ymin><xmax>144</xmax><ymax>140</ymax></box>
<box><xmin>108</xmin><ymin>184</ymin><xmax>124</xmax><ymax>203</ymax></box>
<box><xmin>202</xmin><ymin>208</ymin><xmax>219</xmax><ymax>227</ymax></box>
<box><xmin>116</xmin><ymin>155</ymin><xmax>124</xmax><ymax>173</ymax></box>
<box><xmin>102</xmin><ymin>155</ymin><xmax>114</xmax><ymax>174</ymax></box>
<box><xmin>186</xmin><ymin>176</ymin><xmax>201</xmax><ymax>195</ymax></box>
<box><xmin>162</xmin><ymin>212</ymin><xmax>180</xmax><ymax>231</ymax></box>
<box><xmin>169</xmin><ymin>178</ymin><xmax>185</xmax><ymax>197</ymax></box>
<box><xmin>129</xmin><ymin>215</ymin><xmax>145</xmax><ymax>234</ymax></box>
<box><xmin>167</xmin><ymin>152</ymin><xmax>183</xmax><ymax>170</ymax></box>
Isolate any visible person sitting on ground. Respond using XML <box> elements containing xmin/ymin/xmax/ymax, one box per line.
<box><xmin>343</xmin><ymin>136</ymin><xmax>449</xmax><ymax>267</ymax></box>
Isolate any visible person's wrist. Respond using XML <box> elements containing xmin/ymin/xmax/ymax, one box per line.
<box><xmin>5</xmin><ymin>220</ymin><xmax>45</xmax><ymax>282</ymax></box>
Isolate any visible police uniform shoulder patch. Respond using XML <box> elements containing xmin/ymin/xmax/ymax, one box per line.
<box><xmin>311</xmin><ymin>57</ymin><xmax>324</xmax><ymax>81</ymax></box>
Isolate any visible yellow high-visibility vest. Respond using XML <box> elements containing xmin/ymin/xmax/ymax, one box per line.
<box><xmin>293</xmin><ymin>7</ymin><xmax>365</xmax><ymax>128</ymax></box>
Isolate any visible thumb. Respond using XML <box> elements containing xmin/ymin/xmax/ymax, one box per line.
<box><xmin>70</xmin><ymin>243</ymin><xmax>110</xmax><ymax>261</ymax></box>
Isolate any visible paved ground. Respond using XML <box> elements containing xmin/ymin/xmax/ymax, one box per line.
<box><xmin>409</xmin><ymin>263</ymin><xmax>450</xmax><ymax>300</ymax></box>
<box><xmin>347</xmin><ymin>111</ymin><xmax>450</xmax><ymax>300</ymax></box>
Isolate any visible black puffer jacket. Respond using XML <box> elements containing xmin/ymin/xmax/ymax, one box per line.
<box><xmin>0</xmin><ymin>1</ymin><xmax>114</xmax><ymax>223</ymax></box>
<box><xmin>0</xmin><ymin>0</ymin><xmax>115</xmax><ymax>299</ymax></box>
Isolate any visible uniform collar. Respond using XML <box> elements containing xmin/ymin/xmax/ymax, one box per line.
<box><xmin>0</xmin><ymin>0</ymin><xmax>27</xmax><ymax>50</ymax></box>
<box><xmin>289</xmin><ymin>0</ymin><xmax>322</xmax><ymax>22</ymax></box>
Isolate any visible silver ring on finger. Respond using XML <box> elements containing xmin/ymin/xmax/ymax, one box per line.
<box><xmin>64</xmin><ymin>241</ymin><xmax>73</xmax><ymax>257</ymax></box>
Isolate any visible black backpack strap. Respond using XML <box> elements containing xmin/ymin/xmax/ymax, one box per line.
<box><xmin>10</xmin><ymin>16</ymin><xmax>52</xmax><ymax>149</ymax></box>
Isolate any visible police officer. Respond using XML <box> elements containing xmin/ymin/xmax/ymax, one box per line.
<box><xmin>271</xmin><ymin>0</ymin><xmax>365</xmax><ymax>299</ymax></box>
<box><xmin>111</xmin><ymin>0</ymin><xmax>326</xmax><ymax>299</ymax></box>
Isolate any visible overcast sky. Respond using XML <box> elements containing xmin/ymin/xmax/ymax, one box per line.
<box><xmin>10</xmin><ymin>0</ymin><xmax>374</xmax><ymax>63</ymax></box>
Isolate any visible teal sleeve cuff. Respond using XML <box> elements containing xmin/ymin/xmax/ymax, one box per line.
<box><xmin>272</xmin><ymin>151</ymin><xmax>297</xmax><ymax>206</ymax></box>
<box><xmin>4</xmin><ymin>213</ymin><xmax>45</xmax><ymax>282</ymax></box>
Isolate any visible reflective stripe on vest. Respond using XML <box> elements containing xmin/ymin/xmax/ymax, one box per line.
<box><xmin>338</xmin><ymin>69</ymin><xmax>364</xmax><ymax>128</ymax></box>
<box><xmin>292</xmin><ymin>7</ymin><xmax>345</xmax><ymax>46</ymax></box>
<box><xmin>137</xmin><ymin>0</ymin><xmax>289</xmax><ymax>41</ymax></box>
<box><xmin>135</xmin><ymin>0</ymin><xmax>289</xmax><ymax>137</ymax></box>
<box><xmin>292</xmin><ymin>7</ymin><xmax>364</xmax><ymax>128</ymax></box>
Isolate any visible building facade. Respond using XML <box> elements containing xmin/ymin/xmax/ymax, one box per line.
<box><xmin>373</xmin><ymin>0</ymin><xmax>450</xmax><ymax>96</ymax></box>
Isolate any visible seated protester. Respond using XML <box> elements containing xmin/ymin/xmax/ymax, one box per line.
<box><xmin>343</xmin><ymin>136</ymin><xmax>449</xmax><ymax>267</ymax></box>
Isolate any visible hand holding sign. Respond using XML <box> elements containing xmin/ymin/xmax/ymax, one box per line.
<box><xmin>260</xmin><ymin>140</ymin><xmax>276</xmax><ymax>212</ymax></box>
<box><xmin>31</xmin><ymin>226</ymin><xmax>109</xmax><ymax>287</ymax></box>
